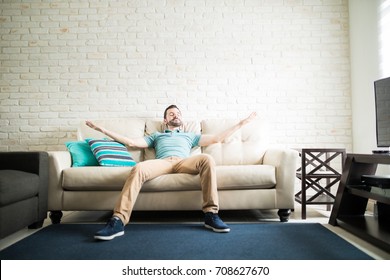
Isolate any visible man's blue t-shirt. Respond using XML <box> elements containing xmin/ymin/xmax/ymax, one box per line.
<box><xmin>144</xmin><ymin>130</ymin><xmax>201</xmax><ymax>159</ymax></box>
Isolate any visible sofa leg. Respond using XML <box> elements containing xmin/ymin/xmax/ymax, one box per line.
<box><xmin>277</xmin><ymin>209</ymin><xmax>291</xmax><ymax>222</ymax></box>
<box><xmin>28</xmin><ymin>219</ymin><xmax>44</xmax><ymax>229</ymax></box>
<box><xmin>50</xmin><ymin>211</ymin><xmax>63</xmax><ymax>224</ymax></box>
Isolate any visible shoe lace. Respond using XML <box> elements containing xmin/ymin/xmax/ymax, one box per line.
<box><xmin>208</xmin><ymin>213</ymin><xmax>220</xmax><ymax>222</ymax></box>
<box><xmin>108</xmin><ymin>217</ymin><xmax>120</xmax><ymax>227</ymax></box>
<box><xmin>215</xmin><ymin>216</ymin><xmax>223</xmax><ymax>223</ymax></box>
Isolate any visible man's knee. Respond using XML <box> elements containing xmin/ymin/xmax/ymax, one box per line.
<box><xmin>128</xmin><ymin>163</ymin><xmax>146</xmax><ymax>179</ymax></box>
<box><xmin>198</xmin><ymin>154</ymin><xmax>216</xmax><ymax>167</ymax></box>
<box><xmin>130</xmin><ymin>164</ymin><xmax>141</xmax><ymax>174</ymax></box>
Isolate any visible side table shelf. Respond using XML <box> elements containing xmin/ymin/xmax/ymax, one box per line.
<box><xmin>329</xmin><ymin>154</ymin><xmax>390</xmax><ymax>252</ymax></box>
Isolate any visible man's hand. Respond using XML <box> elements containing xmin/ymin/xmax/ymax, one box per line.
<box><xmin>86</xmin><ymin>120</ymin><xmax>102</xmax><ymax>133</ymax></box>
<box><xmin>198</xmin><ymin>111</ymin><xmax>258</xmax><ymax>147</ymax></box>
<box><xmin>239</xmin><ymin>112</ymin><xmax>257</xmax><ymax>126</ymax></box>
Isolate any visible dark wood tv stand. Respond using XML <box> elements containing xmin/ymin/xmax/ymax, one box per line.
<box><xmin>329</xmin><ymin>153</ymin><xmax>390</xmax><ymax>252</ymax></box>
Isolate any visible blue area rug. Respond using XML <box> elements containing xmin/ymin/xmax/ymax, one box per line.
<box><xmin>0</xmin><ymin>223</ymin><xmax>372</xmax><ymax>260</ymax></box>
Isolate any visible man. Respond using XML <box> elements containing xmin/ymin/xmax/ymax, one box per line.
<box><xmin>86</xmin><ymin>105</ymin><xmax>256</xmax><ymax>240</ymax></box>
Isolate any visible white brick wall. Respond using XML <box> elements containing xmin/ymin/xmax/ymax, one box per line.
<box><xmin>0</xmin><ymin>0</ymin><xmax>351</xmax><ymax>151</ymax></box>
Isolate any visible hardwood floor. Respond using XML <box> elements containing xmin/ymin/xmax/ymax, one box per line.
<box><xmin>1</xmin><ymin>203</ymin><xmax>389</xmax><ymax>259</ymax></box>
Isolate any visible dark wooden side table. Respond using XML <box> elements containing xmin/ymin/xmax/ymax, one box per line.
<box><xmin>295</xmin><ymin>148</ymin><xmax>346</xmax><ymax>219</ymax></box>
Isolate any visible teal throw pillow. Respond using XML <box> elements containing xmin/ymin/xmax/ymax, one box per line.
<box><xmin>87</xmin><ymin>139</ymin><xmax>137</xmax><ymax>167</ymax></box>
<box><xmin>65</xmin><ymin>141</ymin><xmax>99</xmax><ymax>167</ymax></box>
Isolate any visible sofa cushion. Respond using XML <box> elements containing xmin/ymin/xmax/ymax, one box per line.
<box><xmin>62</xmin><ymin>167</ymin><xmax>132</xmax><ymax>191</ymax></box>
<box><xmin>87</xmin><ymin>139</ymin><xmax>137</xmax><ymax>167</ymax></box>
<box><xmin>65</xmin><ymin>141</ymin><xmax>99</xmax><ymax>167</ymax></box>
<box><xmin>144</xmin><ymin>165</ymin><xmax>276</xmax><ymax>192</ymax></box>
<box><xmin>214</xmin><ymin>165</ymin><xmax>276</xmax><ymax>189</ymax></box>
<box><xmin>201</xmin><ymin>119</ymin><xmax>269</xmax><ymax>165</ymax></box>
<box><xmin>61</xmin><ymin>165</ymin><xmax>276</xmax><ymax>192</ymax></box>
<box><xmin>77</xmin><ymin>119</ymin><xmax>146</xmax><ymax>162</ymax></box>
<box><xmin>0</xmin><ymin>170</ymin><xmax>40</xmax><ymax>206</ymax></box>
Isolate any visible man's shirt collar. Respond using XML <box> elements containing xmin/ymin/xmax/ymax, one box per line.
<box><xmin>164</xmin><ymin>129</ymin><xmax>181</xmax><ymax>133</ymax></box>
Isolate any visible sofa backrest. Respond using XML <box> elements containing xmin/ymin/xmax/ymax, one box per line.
<box><xmin>144</xmin><ymin>120</ymin><xmax>202</xmax><ymax>161</ymax></box>
<box><xmin>201</xmin><ymin>119</ymin><xmax>269</xmax><ymax>165</ymax></box>
<box><xmin>77</xmin><ymin>119</ymin><xmax>146</xmax><ymax>162</ymax></box>
<box><xmin>77</xmin><ymin>118</ymin><xmax>268</xmax><ymax>165</ymax></box>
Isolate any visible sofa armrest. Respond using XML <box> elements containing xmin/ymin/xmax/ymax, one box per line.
<box><xmin>263</xmin><ymin>148</ymin><xmax>299</xmax><ymax>207</ymax></box>
<box><xmin>0</xmin><ymin>151</ymin><xmax>49</xmax><ymax>220</ymax></box>
<box><xmin>48</xmin><ymin>151</ymin><xmax>72</xmax><ymax>210</ymax></box>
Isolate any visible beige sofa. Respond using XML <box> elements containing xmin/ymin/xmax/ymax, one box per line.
<box><xmin>48</xmin><ymin>118</ymin><xmax>298</xmax><ymax>223</ymax></box>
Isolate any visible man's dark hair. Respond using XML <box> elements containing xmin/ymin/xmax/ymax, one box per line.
<box><xmin>164</xmin><ymin>104</ymin><xmax>181</xmax><ymax>119</ymax></box>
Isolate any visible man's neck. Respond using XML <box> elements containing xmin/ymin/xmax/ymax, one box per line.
<box><xmin>166</xmin><ymin>125</ymin><xmax>181</xmax><ymax>131</ymax></box>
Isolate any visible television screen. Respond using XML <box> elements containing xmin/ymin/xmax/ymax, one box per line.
<box><xmin>374</xmin><ymin>77</ymin><xmax>390</xmax><ymax>148</ymax></box>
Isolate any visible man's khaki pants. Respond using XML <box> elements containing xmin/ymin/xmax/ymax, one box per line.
<box><xmin>113</xmin><ymin>154</ymin><xmax>219</xmax><ymax>224</ymax></box>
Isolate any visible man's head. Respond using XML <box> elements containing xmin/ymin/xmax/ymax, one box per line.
<box><xmin>163</xmin><ymin>104</ymin><xmax>183</xmax><ymax>128</ymax></box>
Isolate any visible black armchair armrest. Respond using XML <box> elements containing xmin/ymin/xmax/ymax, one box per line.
<box><xmin>0</xmin><ymin>151</ymin><xmax>49</xmax><ymax>225</ymax></box>
<box><xmin>0</xmin><ymin>152</ymin><xmax>48</xmax><ymax>176</ymax></box>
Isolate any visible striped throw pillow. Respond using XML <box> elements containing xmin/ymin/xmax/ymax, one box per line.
<box><xmin>87</xmin><ymin>139</ymin><xmax>136</xmax><ymax>167</ymax></box>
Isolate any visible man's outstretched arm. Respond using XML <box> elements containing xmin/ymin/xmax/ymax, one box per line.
<box><xmin>198</xmin><ymin>112</ymin><xmax>257</xmax><ymax>147</ymax></box>
<box><xmin>85</xmin><ymin>120</ymin><xmax>148</xmax><ymax>149</ymax></box>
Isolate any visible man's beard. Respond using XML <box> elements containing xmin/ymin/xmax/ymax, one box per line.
<box><xmin>167</xmin><ymin>118</ymin><xmax>182</xmax><ymax>127</ymax></box>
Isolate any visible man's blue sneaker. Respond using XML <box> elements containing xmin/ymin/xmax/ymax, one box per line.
<box><xmin>204</xmin><ymin>212</ymin><xmax>230</xmax><ymax>233</ymax></box>
<box><xmin>94</xmin><ymin>216</ymin><xmax>124</xmax><ymax>240</ymax></box>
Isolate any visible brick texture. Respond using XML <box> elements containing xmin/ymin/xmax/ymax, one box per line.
<box><xmin>0</xmin><ymin>0</ymin><xmax>351</xmax><ymax>151</ymax></box>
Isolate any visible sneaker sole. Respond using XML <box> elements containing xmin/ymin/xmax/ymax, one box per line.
<box><xmin>204</xmin><ymin>224</ymin><xmax>230</xmax><ymax>233</ymax></box>
<box><xmin>94</xmin><ymin>231</ymin><xmax>124</xmax><ymax>241</ymax></box>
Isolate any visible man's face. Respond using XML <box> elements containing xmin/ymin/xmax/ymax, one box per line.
<box><xmin>164</xmin><ymin>108</ymin><xmax>182</xmax><ymax>127</ymax></box>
